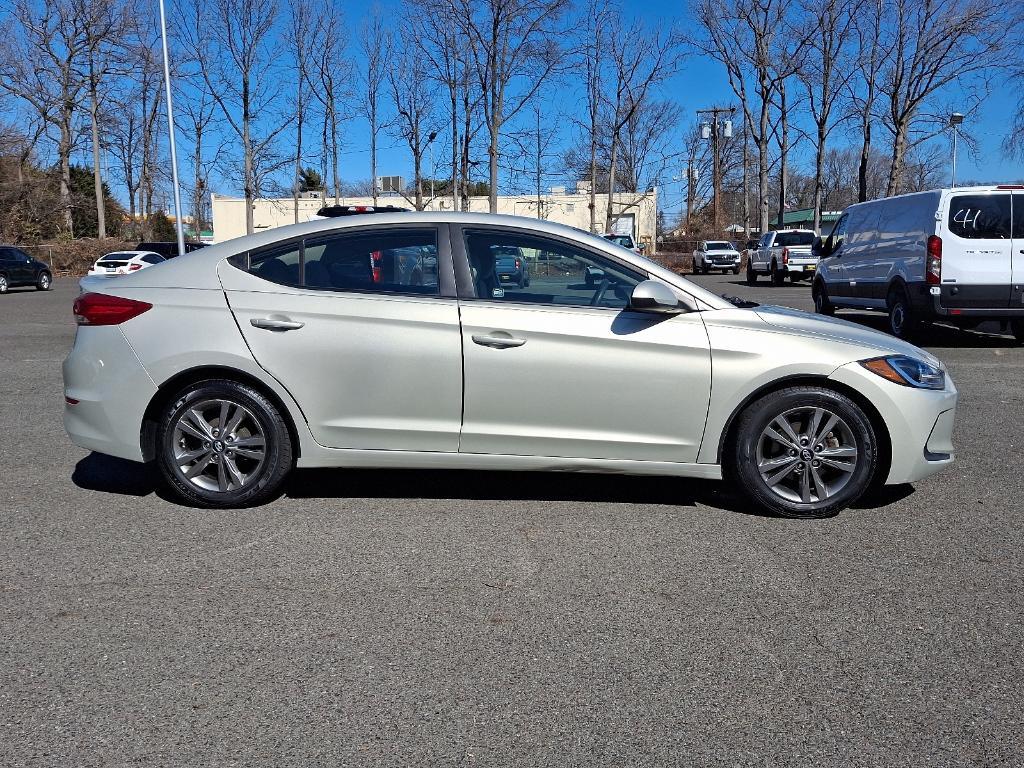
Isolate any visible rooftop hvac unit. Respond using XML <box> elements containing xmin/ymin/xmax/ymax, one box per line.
<box><xmin>376</xmin><ymin>175</ymin><xmax>405</xmax><ymax>193</ymax></box>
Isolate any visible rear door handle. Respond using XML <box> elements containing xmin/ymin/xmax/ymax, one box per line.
<box><xmin>250</xmin><ymin>316</ymin><xmax>304</xmax><ymax>331</ymax></box>
<box><xmin>472</xmin><ymin>332</ymin><xmax>526</xmax><ymax>349</ymax></box>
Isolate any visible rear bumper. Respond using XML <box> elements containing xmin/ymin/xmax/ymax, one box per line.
<box><xmin>929</xmin><ymin>286</ymin><xmax>1024</xmax><ymax>318</ymax></box>
<box><xmin>62</xmin><ymin>326</ymin><xmax>157</xmax><ymax>462</ymax></box>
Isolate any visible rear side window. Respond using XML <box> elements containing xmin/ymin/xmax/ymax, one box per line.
<box><xmin>948</xmin><ymin>195</ymin><xmax>1011</xmax><ymax>239</ymax></box>
<box><xmin>141</xmin><ymin>254</ymin><xmax>165</xmax><ymax>265</ymax></box>
<box><xmin>774</xmin><ymin>232</ymin><xmax>815</xmax><ymax>247</ymax></box>
<box><xmin>238</xmin><ymin>228</ymin><xmax>439</xmax><ymax>295</ymax></box>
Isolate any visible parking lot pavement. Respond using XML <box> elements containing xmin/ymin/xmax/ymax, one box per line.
<box><xmin>1</xmin><ymin>276</ymin><xmax>1022</xmax><ymax>766</ymax></box>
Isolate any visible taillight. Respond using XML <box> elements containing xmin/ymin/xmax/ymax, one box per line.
<box><xmin>73</xmin><ymin>292</ymin><xmax>152</xmax><ymax>326</ymax></box>
<box><xmin>782</xmin><ymin>247</ymin><xmax>789</xmax><ymax>265</ymax></box>
<box><xmin>926</xmin><ymin>235</ymin><xmax>942</xmax><ymax>285</ymax></box>
<box><xmin>129</xmin><ymin>263</ymin><xmax>142</xmax><ymax>271</ymax></box>
<box><xmin>370</xmin><ymin>250</ymin><xmax>382</xmax><ymax>282</ymax></box>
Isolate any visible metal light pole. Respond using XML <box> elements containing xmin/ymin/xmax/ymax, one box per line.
<box><xmin>158</xmin><ymin>0</ymin><xmax>186</xmax><ymax>256</ymax></box>
<box><xmin>949</xmin><ymin>112</ymin><xmax>964</xmax><ymax>188</ymax></box>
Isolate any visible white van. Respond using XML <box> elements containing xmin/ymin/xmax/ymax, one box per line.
<box><xmin>812</xmin><ymin>186</ymin><xmax>1024</xmax><ymax>341</ymax></box>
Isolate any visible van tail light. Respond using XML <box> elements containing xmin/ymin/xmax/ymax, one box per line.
<box><xmin>370</xmin><ymin>250</ymin><xmax>382</xmax><ymax>282</ymax></box>
<box><xmin>129</xmin><ymin>263</ymin><xmax>142</xmax><ymax>271</ymax></box>
<box><xmin>782</xmin><ymin>247</ymin><xmax>789</xmax><ymax>266</ymax></box>
<box><xmin>926</xmin><ymin>235</ymin><xmax>942</xmax><ymax>285</ymax></box>
<box><xmin>73</xmin><ymin>292</ymin><xmax>152</xmax><ymax>326</ymax></box>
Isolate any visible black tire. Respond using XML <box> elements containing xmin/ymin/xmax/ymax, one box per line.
<box><xmin>745</xmin><ymin>262</ymin><xmax>757</xmax><ymax>285</ymax></box>
<box><xmin>730</xmin><ymin>386</ymin><xmax>879</xmax><ymax>519</ymax></box>
<box><xmin>812</xmin><ymin>281</ymin><xmax>835</xmax><ymax>316</ymax></box>
<box><xmin>156</xmin><ymin>379</ymin><xmax>293</xmax><ymax>508</ymax></box>
<box><xmin>701</xmin><ymin>261</ymin><xmax>710</xmax><ymax>274</ymax></box>
<box><xmin>789</xmin><ymin>273</ymin><xmax>803</xmax><ymax>283</ymax></box>
<box><xmin>524</xmin><ymin>274</ymin><xmax>530</xmax><ymax>287</ymax></box>
<box><xmin>886</xmin><ymin>284</ymin><xmax>922</xmax><ymax>340</ymax></box>
<box><xmin>0</xmin><ymin>274</ymin><xmax>8</xmax><ymax>294</ymax></box>
<box><xmin>1011</xmin><ymin>320</ymin><xmax>1024</xmax><ymax>345</ymax></box>
<box><xmin>518</xmin><ymin>274</ymin><xmax>525</xmax><ymax>288</ymax></box>
<box><xmin>770</xmin><ymin>261</ymin><xmax>785</xmax><ymax>287</ymax></box>
<box><xmin>691</xmin><ymin>259</ymin><xmax>699</xmax><ymax>275</ymax></box>
<box><xmin>36</xmin><ymin>271</ymin><xmax>51</xmax><ymax>291</ymax></box>
<box><xmin>732</xmin><ymin>265</ymin><xmax>741</xmax><ymax>275</ymax></box>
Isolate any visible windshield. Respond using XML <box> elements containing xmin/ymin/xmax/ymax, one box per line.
<box><xmin>774</xmin><ymin>232</ymin><xmax>815</xmax><ymax>247</ymax></box>
<box><xmin>706</xmin><ymin>241</ymin><xmax>734</xmax><ymax>250</ymax></box>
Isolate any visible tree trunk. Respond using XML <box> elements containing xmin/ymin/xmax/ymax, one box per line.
<box><xmin>757</xmin><ymin>88</ymin><xmax>770</xmax><ymax>233</ymax></box>
<box><xmin>193</xmin><ymin>125</ymin><xmax>204</xmax><ymax>233</ymax></box>
<box><xmin>604</xmin><ymin>131</ymin><xmax>619</xmax><ymax>233</ymax></box>
<box><xmin>742</xmin><ymin>121</ymin><xmax>750</xmax><ymax>236</ymax></box>
<box><xmin>293</xmin><ymin>81</ymin><xmax>303</xmax><ymax>224</ymax></box>
<box><xmin>488</xmin><ymin>123</ymin><xmax>499</xmax><ymax>213</ymax></box>
<box><xmin>89</xmin><ymin>58</ymin><xmax>106</xmax><ymax>239</ymax></box>
<box><xmin>58</xmin><ymin>112</ymin><xmax>74</xmax><ymax>237</ymax></box>
<box><xmin>886</xmin><ymin>120</ymin><xmax>908</xmax><ymax>197</ymax></box>
<box><xmin>777</xmin><ymin>81</ymin><xmax>788</xmax><ymax>229</ymax></box>
<box><xmin>813</xmin><ymin>121</ymin><xmax>826</xmax><ymax>232</ymax></box>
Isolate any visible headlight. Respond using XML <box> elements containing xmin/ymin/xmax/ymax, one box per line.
<box><xmin>860</xmin><ymin>355</ymin><xmax>946</xmax><ymax>390</ymax></box>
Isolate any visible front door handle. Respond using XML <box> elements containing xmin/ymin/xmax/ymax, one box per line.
<box><xmin>251</xmin><ymin>316</ymin><xmax>304</xmax><ymax>331</ymax></box>
<box><xmin>472</xmin><ymin>332</ymin><xmax>526</xmax><ymax>349</ymax></box>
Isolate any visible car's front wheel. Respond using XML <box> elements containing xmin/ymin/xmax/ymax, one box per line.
<box><xmin>156</xmin><ymin>379</ymin><xmax>293</xmax><ymax>508</ymax></box>
<box><xmin>36</xmin><ymin>271</ymin><xmax>51</xmax><ymax>291</ymax></box>
<box><xmin>0</xmin><ymin>275</ymin><xmax>7</xmax><ymax>294</ymax></box>
<box><xmin>731</xmin><ymin>386</ymin><xmax>878</xmax><ymax>518</ymax></box>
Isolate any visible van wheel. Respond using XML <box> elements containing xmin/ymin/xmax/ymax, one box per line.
<box><xmin>887</xmin><ymin>285</ymin><xmax>921</xmax><ymax>340</ymax></box>
<box><xmin>770</xmin><ymin>261</ymin><xmax>784</xmax><ymax>286</ymax></box>
<box><xmin>1011</xmin><ymin>320</ymin><xmax>1024</xmax><ymax>344</ymax></box>
<box><xmin>813</xmin><ymin>282</ymin><xmax>835</xmax><ymax>316</ymax></box>
<box><xmin>745</xmin><ymin>262</ymin><xmax>757</xmax><ymax>284</ymax></box>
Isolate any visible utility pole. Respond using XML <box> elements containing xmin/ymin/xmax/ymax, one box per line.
<box><xmin>685</xmin><ymin>152</ymin><xmax>697</xmax><ymax>235</ymax></box>
<box><xmin>696</xmin><ymin>106</ymin><xmax>735</xmax><ymax>235</ymax></box>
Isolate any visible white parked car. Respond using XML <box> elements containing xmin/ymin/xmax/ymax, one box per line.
<box><xmin>747</xmin><ymin>229</ymin><xmax>818</xmax><ymax>285</ymax></box>
<box><xmin>693</xmin><ymin>240</ymin><xmax>742</xmax><ymax>274</ymax></box>
<box><xmin>87</xmin><ymin>250</ymin><xmax>165</xmax><ymax>277</ymax></box>
<box><xmin>63</xmin><ymin>211</ymin><xmax>957</xmax><ymax>518</ymax></box>
<box><xmin>813</xmin><ymin>186</ymin><xmax>1024</xmax><ymax>342</ymax></box>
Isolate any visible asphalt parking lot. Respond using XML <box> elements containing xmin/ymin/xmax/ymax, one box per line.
<box><xmin>2</xmin><ymin>274</ymin><xmax>1022</xmax><ymax>766</ymax></box>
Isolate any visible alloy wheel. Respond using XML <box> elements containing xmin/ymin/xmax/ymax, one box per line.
<box><xmin>0</xmin><ymin>276</ymin><xmax>7</xmax><ymax>293</ymax></box>
<box><xmin>169</xmin><ymin>398</ymin><xmax>266</xmax><ymax>493</ymax></box>
<box><xmin>756</xmin><ymin>406</ymin><xmax>858</xmax><ymax>504</ymax></box>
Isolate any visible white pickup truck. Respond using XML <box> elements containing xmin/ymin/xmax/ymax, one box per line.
<box><xmin>746</xmin><ymin>229</ymin><xmax>818</xmax><ymax>286</ymax></box>
<box><xmin>692</xmin><ymin>240</ymin><xmax>742</xmax><ymax>274</ymax></box>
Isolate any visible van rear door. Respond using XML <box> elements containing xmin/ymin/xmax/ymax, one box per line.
<box><xmin>1013</xmin><ymin>192</ymin><xmax>1024</xmax><ymax>308</ymax></box>
<box><xmin>941</xmin><ymin>192</ymin><xmax>1012</xmax><ymax>309</ymax></box>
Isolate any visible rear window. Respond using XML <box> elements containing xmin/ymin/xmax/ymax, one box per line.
<box><xmin>774</xmin><ymin>232</ymin><xmax>815</xmax><ymax>247</ymax></box>
<box><xmin>100</xmin><ymin>252</ymin><xmax>131</xmax><ymax>261</ymax></box>
<box><xmin>947</xmin><ymin>194</ymin><xmax>1011</xmax><ymax>239</ymax></box>
<box><xmin>706</xmin><ymin>241</ymin><xmax>734</xmax><ymax>250</ymax></box>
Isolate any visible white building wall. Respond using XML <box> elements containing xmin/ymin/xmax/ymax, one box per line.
<box><xmin>211</xmin><ymin>189</ymin><xmax>657</xmax><ymax>247</ymax></box>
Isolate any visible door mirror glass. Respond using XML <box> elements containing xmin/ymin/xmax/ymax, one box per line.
<box><xmin>630</xmin><ymin>280</ymin><xmax>684</xmax><ymax>314</ymax></box>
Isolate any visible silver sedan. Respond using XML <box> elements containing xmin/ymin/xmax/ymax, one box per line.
<box><xmin>62</xmin><ymin>212</ymin><xmax>957</xmax><ymax>518</ymax></box>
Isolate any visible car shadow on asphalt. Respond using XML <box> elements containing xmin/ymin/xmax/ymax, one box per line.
<box><xmin>72</xmin><ymin>452</ymin><xmax>159</xmax><ymax>497</ymax></box>
<box><xmin>285</xmin><ymin>468</ymin><xmax>775</xmax><ymax>517</ymax></box>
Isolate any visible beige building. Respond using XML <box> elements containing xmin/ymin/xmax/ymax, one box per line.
<box><xmin>210</xmin><ymin>185</ymin><xmax>657</xmax><ymax>247</ymax></box>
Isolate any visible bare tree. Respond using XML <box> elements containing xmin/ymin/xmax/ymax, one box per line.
<box><xmin>577</xmin><ymin>0</ymin><xmax>613</xmax><ymax>232</ymax></box>
<box><xmin>177</xmin><ymin>0</ymin><xmax>288</xmax><ymax>235</ymax></box>
<box><xmin>848</xmin><ymin>0</ymin><xmax>888</xmax><ymax>202</ymax></box>
<box><xmin>360</xmin><ymin>6</ymin><xmax>390</xmax><ymax>206</ymax></box>
<box><xmin>387</xmin><ymin>43</ymin><xmax>440</xmax><ymax>210</ymax></box>
<box><xmin>881</xmin><ymin>0</ymin><xmax>1013</xmax><ymax>195</ymax></box>
<box><xmin>603</xmin><ymin>16</ymin><xmax>682</xmax><ymax>231</ymax></box>
<box><xmin>309</xmin><ymin>9</ymin><xmax>349</xmax><ymax>205</ymax></box>
<box><xmin>458</xmin><ymin>0</ymin><xmax>568</xmax><ymax>213</ymax></box>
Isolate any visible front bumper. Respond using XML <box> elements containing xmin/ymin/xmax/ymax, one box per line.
<box><xmin>62</xmin><ymin>326</ymin><xmax>157</xmax><ymax>462</ymax></box>
<box><xmin>829</xmin><ymin>361</ymin><xmax>957</xmax><ymax>485</ymax></box>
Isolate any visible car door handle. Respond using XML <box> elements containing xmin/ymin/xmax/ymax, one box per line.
<box><xmin>472</xmin><ymin>332</ymin><xmax>526</xmax><ymax>349</ymax></box>
<box><xmin>250</xmin><ymin>316</ymin><xmax>304</xmax><ymax>331</ymax></box>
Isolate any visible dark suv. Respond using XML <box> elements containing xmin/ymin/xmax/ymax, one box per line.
<box><xmin>0</xmin><ymin>246</ymin><xmax>52</xmax><ymax>293</ymax></box>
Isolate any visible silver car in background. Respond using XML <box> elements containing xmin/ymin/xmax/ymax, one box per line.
<box><xmin>63</xmin><ymin>211</ymin><xmax>957</xmax><ymax>518</ymax></box>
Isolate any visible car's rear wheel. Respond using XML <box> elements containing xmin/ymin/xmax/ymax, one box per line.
<box><xmin>745</xmin><ymin>261</ymin><xmax>757</xmax><ymax>284</ymax></box>
<box><xmin>156</xmin><ymin>379</ymin><xmax>293</xmax><ymax>508</ymax></box>
<box><xmin>812</xmin><ymin>281</ymin><xmax>835</xmax><ymax>316</ymax></box>
<box><xmin>0</xmin><ymin>275</ymin><xmax>7</xmax><ymax>294</ymax></box>
<box><xmin>36</xmin><ymin>271</ymin><xmax>51</xmax><ymax>291</ymax></box>
<box><xmin>770</xmin><ymin>261</ymin><xmax>784</xmax><ymax>286</ymax></box>
<box><xmin>731</xmin><ymin>386</ymin><xmax>878</xmax><ymax>519</ymax></box>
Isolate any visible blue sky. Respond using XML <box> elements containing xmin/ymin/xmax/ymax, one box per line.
<box><xmin>193</xmin><ymin>0</ymin><xmax>1023</xmax><ymax>221</ymax></box>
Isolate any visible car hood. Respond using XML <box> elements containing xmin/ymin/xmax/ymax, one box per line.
<box><xmin>753</xmin><ymin>304</ymin><xmax>943</xmax><ymax>366</ymax></box>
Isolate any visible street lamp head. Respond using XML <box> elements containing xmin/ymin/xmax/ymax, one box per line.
<box><xmin>949</xmin><ymin>112</ymin><xmax>964</xmax><ymax>126</ymax></box>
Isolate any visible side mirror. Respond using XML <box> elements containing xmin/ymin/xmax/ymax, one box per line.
<box><xmin>630</xmin><ymin>280</ymin><xmax>685</xmax><ymax>314</ymax></box>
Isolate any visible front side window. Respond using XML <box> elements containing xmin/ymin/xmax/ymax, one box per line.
<box><xmin>239</xmin><ymin>228</ymin><xmax>439</xmax><ymax>295</ymax></box>
<box><xmin>948</xmin><ymin>194</ymin><xmax>1011</xmax><ymax>239</ymax></box>
<box><xmin>828</xmin><ymin>214</ymin><xmax>849</xmax><ymax>249</ymax></box>
<box><xmin>462</xmin><ymin>229</ymin><xmax>644</xmax><ymax>309</ymax></box>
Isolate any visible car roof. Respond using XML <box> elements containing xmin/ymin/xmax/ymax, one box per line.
<box><xmin>98</xmin><ymin>212</ymin><xmax>733</xmax><ymax>309</ymax></box>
